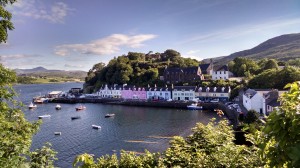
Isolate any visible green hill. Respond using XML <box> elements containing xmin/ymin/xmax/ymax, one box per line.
<box><xmin>203</xmin><ymin>33</ymin><xmax>300</xmax><ymax>65</ymax></box>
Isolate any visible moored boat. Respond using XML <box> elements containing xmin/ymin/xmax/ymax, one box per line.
<box><xmin>76</xmin><ymin>105</ymin><xmax>86</xmax><ymax>111</ymax></box>
<box><xmin>38</xmin><ymin>115</ymin><xmax>51</xmax><ymax>119</ymax></box>
<box><xmin>187</xmin><ymin>103</ymin><xmax>202</xmax><ymax>110</ymax></box>
<box><xmin>33</xmin><ymin>97</ymin><xmax>49</xmax><ymax>104</ymax></box>
<box><xmin>54</xmin><ymin>132</ymin><xmax>62</xmax><ymax>135</ymax></box>
<box><xmin>28</xmin><ymin>102</ymin><xmax>37</xmax><ymax>109</ymax></box>
<box><xmin>105</xmin><ymin>113</ymin><xmax>115</xmax><ymax>118</ymax></box>
<box><xmin>55</xmin><ymin>104</ymin><xmax>62</xmax><ymax>110</ymax></box>
<box><xmin>71</xmin><ymin>116</ymin><xmax>81</xmax><ymax>120</ymax></box>
<box><xmin>92</xmin><ymin>125</ymin><xmax>101</xmax><ymax>129</ymax></box>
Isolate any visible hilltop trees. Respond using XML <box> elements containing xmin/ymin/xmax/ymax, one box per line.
<box><xmin>84</xmin><ymin>50</ymin><xmax>199</xmax><ymax>93</ymax></box>
<box><xmin>228</xmin><ymin>57</ymin><xmax>259</xmax><ymax>77</ymax></box>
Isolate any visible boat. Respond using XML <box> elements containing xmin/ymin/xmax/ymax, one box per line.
<box><xmin>71</xmin><ymin>116</ymin><xmax>81</xmax><ymax>120</ymax></box>
<box><xmin>105</xmin><ymin>113</ymin><xmax>115</xmax><ymax>118</ymax></box>
<box><xmin>38</xmin><ymin>115</ymin><xmax>51</xmax><ymax>119</ymax></box>
<box><xmin>28</xmin><ymin>102</ymin><xmax>37</xmax><ymax>109</ymax></box>
<box><xmin>55</xmin><ymin>104</ymin><xmax>62</xmax><ymax>110</ymax></box>
<box><xmin>33</xmin><ymin>96</ymin><xmax>49</xmax><ymax>104</ymax></box>
<box><xmin>76</xmin><ymin>105</ymin><xmax>86</xmax><ymax>111</ymax></box>
<box><xmin>187</xmin><ymin>103</ymin><xmax>203</xmax><ymax>110</ymax></box>
<box><xmin>92</xmin><ymin>125</ymin><xmax>101</xmax><ymax>129</ymax></box>
<box><xmin>54</xmin><ymin>132</ymin><xmax>62</xmax><ymax>135</ymax></box>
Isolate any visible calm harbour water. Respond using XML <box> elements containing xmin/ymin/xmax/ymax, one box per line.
<box><xmin>14</xmin><ymin>83</ymin><xmax>221</xmax><ymax>168</ymax></box>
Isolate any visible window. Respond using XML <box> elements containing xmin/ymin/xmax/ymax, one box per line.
<box><xmin>174</xmin><ymin>93</ymin><xmax>177</xmax><ymax>96</ymax></box>
<box><xmin>181</xmin><ymin>93</ymin><xmax>184</xmax><ymax>96</ymax></box>
<box><xmin>224</xmin><ymin>71</ymin><xmax>226</xmax><ymax>74</ymax></box>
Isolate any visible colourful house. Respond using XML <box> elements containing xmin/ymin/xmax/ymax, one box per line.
<box><xmin>121</xmin><ymin>86</ymin><xmax>147</xmax><ymax>100</ymax></box>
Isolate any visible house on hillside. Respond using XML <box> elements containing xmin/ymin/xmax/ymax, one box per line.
<box><xmin>97</xmin><ymin>84</ymin><xmax>122</xmax><ymax>98</ymax></box>
<box><xmin>263</xmin><ymin>90</ymin><xmax>286</xmax><ymax>115</ymax></box>
<box><xmin>146</xmin><ymin>86</ymin><xmax>171</xmax><ymax>100</ymax></box>
<box><xmin>197</xmin><ymin>62</ymin><xmax>213</xmax><ymax>80</ymax></box>
<box><xmin>243</xmin><ymin>89</ymin><xmax>271</xmax><ymax>115</ymax></box>
<box><xmin>172</xmin><ymin>86</ymin><xmax>196</xmax><ymax>101</ymax></box>
<box><xmin>163</xmin><ymin>67</ymin><xmax>199</xmax><ymax>84</ymax></box>
<box><xmin>195</xmin><ymin>86</ymin><xmax>231</xmax><ymax>102</ymax></box>
<box><xmin>212</xmin><ymin>65</ymin><xmax>234</xmax><ymax>80</ymax></box>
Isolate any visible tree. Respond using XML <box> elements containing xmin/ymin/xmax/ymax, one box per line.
<box><xmin>74</xmin><ymin>119</ymin><xmax>262</xmax><ymax>167</ymax></box>
<box><xmin>0</xmin><ymin>64</ymin><xmax>56</xmax><ymax>167</ymax></box>
<box><xmin>261</xmin><ymin>82</ymin><xmax>300</xmax><ymax>167</ymax></box>
<box><xmin>0</xmin><ymin>0</ymin><xmax>15</xmax><ymax>43</ymax></box>
<box><xmin>263</xmin><ymin>59</ymin><xmax>278</xmax><ymax>70</ymax></box>
<box><xmin>0</xmin><ymin>2</ymin><xmax>56</xmax><ymax>167</ymax></box>
<box><xmin>244</xmin><ymin>110</ymin><xmax>259</xmax><ymax>124</ymax></box>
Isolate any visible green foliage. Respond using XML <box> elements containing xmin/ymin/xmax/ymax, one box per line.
<box><xmin>30</xmin><ymin>143</ymin><xmax>57</xmax><ymax>168</ymax></box>
<box><xmin>0</xmin><ymin>0</ymin><xmax>16</xmax><ymax>43</ymax></box>
<box><xmin>83</xmin><ymin>50</ymin><xmax>199</xmax><ymax>93</ymax></box>
<box><xmin>248</xmin><ymin>66</ymin><xmax>300</xmax><ymax>89</ymax></box>
<box><xmin>229</xmin><ymin>57</ymin><xmax>259</xmax><ymax>77</ymax></box>
<box><xmin>263</xmin><ymin>59</ymin><xmax>279</xmax><ymax>70</ymax></box>
<box><xmin>0</xmin><ymin>64</ymin><xmax>57</xmax><ymax>167</ymax></box>
<box><xmin>17</xmin><ymin>76</ymin><xmax>37</xmax><ymax>84</ymax></box>
<box><xmin>244</xmin><ymin>110</ymin><xmax>259</xmax><ymax>124</ymax></box>
<box><xmin>74</xmin><ymin>119</ymin><xmax>262</xmax><ymax>168</ymax></box>
<box><xmin>261</xmin><ymin>82</ymin><xmax>300</xmax><ymax>167</ymax></box>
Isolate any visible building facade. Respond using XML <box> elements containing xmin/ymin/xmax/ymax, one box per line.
<box><xmin>97</xmin><ymin>84</ymin><xmax>122</xmax><ymax>98</ymax></box>
<box><xmin>212</xmin><ymin>65</ymin><xmax>233</xmax><ymax>80</ymax></box>
<box><xmin>121</xmin><ymin>86</ymin><xmax>147</xmax><ymax>100</ymax></box>
<box><xmin>146</xmin><ymin>86</ymin><xmax>171</xmax><ymax>100</ymax></box>
<box><xmin>163</xmin><ymin>67</ymin><xmax>199</xmax><ymax>84</ymax></box>
<box><xmin>195</xmin><ymin>86</ymin><xmax>231</xmax><ymax>102</ymax></box>
<box><xmin>172</xmin><ymin>86</ymin><xmax>196</xmax><ymax>101</ymax></box>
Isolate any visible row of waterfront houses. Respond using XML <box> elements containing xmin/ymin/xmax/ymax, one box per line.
<box><xmin>96</xmin><ymin>84</ymin><xmax>231</xmax><ymax>102</ymax></box>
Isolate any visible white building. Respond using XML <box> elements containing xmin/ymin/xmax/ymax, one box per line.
<box><xmin>172</xmin><ymin>86</ymin><xmax>196</xmax><ymax>101</ymax></box>
<box><xmin>97</xmin><ymin>84</ymin><xmax>122</xmax><ymax>98</ymax></box>
<box><xmin>195</xmin><ymin>86</ymin><xmax>231</xmax><ymax>102</ymax></box>
<box><xmin>146</xmin><ymin>86</ymin><xmax>171</xmax><ymax>100</ymax></box>
<box><xmin>212</xmin><ymin>65</ymin><xmax>233</xmax><ymax>80</ymax></box>
<box><xmin>243</xmin><ymin>89</ymin><xmax>271</xmax><ymax>115</ymax></box>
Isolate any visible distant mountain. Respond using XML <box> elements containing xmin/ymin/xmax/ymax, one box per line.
<box><xmin>203</xmin><ymin>33</ymin><xmax>300</xmax><ymax>65</ymax></box>
<box><xmin>15</xmin><ymin>67</ymin><xmax>87</xmax><ymax>79</ymax></box>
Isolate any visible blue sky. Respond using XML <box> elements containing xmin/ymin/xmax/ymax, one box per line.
<box><xmin>1</xmin><ymin>0</ymin><xmax>300</xmax><ymax>71</ymax></box>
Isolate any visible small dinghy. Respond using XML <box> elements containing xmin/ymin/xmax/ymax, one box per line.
<box><xmin>71</xmin><ymin>116</ymin><xmax>81</xmax><ymax>120</ymax></box>
<box><xmin>38</xmin><ymin>115</ymin><xmax>51</xmax><ymax>119</ymax></box>
<box><xmin>55</xmin><ymin>104</ymin><xmax>61</xmax><ymax>110</ymax></box>
<box><xmin>105</xmin><ymin>113</ymin><xmax>115</xmax><ymax>118</ymax></box>
<box><xmin>92</xmin><ymin>125</ymin><xmax>101</xmax><ymax>129</ymax></box>
<box><xmin>54</xmin><ymin>132</ymin><xmax>61</xmax><ymax>135</ymax></box>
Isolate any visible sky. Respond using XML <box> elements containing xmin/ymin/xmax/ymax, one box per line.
<box><xmin>1</xmin><ymin>0</ymin><xmax>300</xmax><ymax>71</ymax></box>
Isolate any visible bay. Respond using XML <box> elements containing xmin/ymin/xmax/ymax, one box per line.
<box><xmin>14</xmin><ymin>83</ymin><xmax>221</xmax><ymax>167</ymax></box>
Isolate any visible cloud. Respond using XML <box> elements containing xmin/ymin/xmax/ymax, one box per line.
<box><xmin>64</xmin><ymin>64</ymin><xmax>84</xmax><ymax>68</ymax></box>
<box><xmin>0</xmin><ymin>54</ymin><xmax>45</xmax><ymax>68</ymax></box>
<box><xmin>54</xmin><ymin>34</ymin><xmax>157</xmax><ymax>56</ymax></box>
<box><xmin>10</xmin><ymin>0</ymin><xmax>71</xmax><ymax>23</ymax></box>
<box><xmin>181</xmin><ymin>17</ymin><xmax>300</xmax><ymax>45</ymax></box>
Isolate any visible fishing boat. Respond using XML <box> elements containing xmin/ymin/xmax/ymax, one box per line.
<box><xmin>92</xmin><ymin>125</ymin><xmax>101</xmax><ymax>129</ymax></box>
<box><xmin>71</xmin><ymin>116</ymin><xmax>81</xmax><ymax>120</ymax></box>
<box><xmin>28</xmin><ymin>102</ymin><xmax>37</xmax><ymax>109</ymax></box>
<box><xmin>38</xmin><ymin>115</ymin><xmax>51</xmax><ymax>119</ymax></box>
<box><xmin>187</xmin><ymin>103</ymin><xmax>203</xmax><ymax>110</ymax></box>
<box><xmin>105</xmin><ymin>113</ymin><xmax>115</xmax><ymax>118</ymax></box>
<box><xmin>76</xmin><ymin>105</ymin><xmax>86</xmax><ymax>111</ymax></box>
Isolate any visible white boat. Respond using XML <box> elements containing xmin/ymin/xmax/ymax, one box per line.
<box><xmin>187</xmin><ymin>103</ymin><xmax>203</xmax><ymax>110</ymax></box>
<box><xmin>92</xmin><ymin>125</ymin><xmax>101</xmax><ymax>129</ymax></box>
<box><xmin>55</xmin><ymin>104</ymin><xmax>62</xmax><ymax>110</ymax></box>
<box><xmin>38</xmin><ymin>115</ymin><xmax>51</xmax><ymax>119</ymax></box>
<box><xmin>28</xmin><ymin>102</ymin><xmax>37</xmax><ymax>109</ymax></box>
<box><xmin>105</xmin><ymin>113</ymin><xmax>115</xmax><ymax>118</ymax></box>
<box><xmin>54</xmin><ymin>132</ymin><xmax>61</xmax><ymax>135</ymax></box>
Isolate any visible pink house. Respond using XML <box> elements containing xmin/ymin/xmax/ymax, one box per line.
<box><xmin>121</xmin><ymin>86</ymin><xmax>147</xmax><ymax>100</ymax></box>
